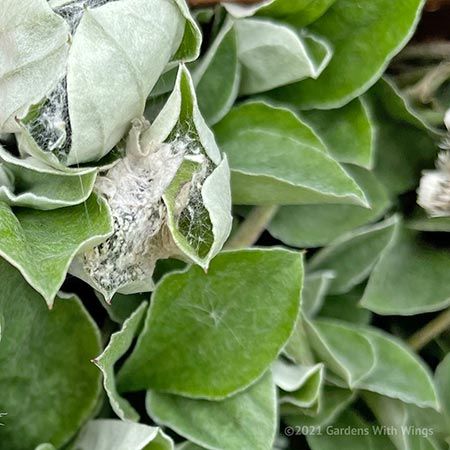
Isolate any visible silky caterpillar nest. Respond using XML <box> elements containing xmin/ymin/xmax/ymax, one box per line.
<box><xmin>24</xmin><ymin>0</ymin><xmax>115</xmax><ymax>162</ymax></box>
<box><xmin>83</xmin><ymin>124</ymin><xmax>213</xmax><ymax>298</ymax></box>
<box><xmin>418</xmin><ymin>151</ymin><xmax>450</xmax><ymax>217</ymax></box>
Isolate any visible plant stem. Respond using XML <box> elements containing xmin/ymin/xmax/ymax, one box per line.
<box><xmin>189</xmin><ymin>0</ymin><xmax>261</xmax><ymax>6</ymax></box>
<box><xmin>408</xmin><ymin>308</ymin><xmax>450</xmax><ymax>351</ymax></box>
<box><xmin>226</xmin><ymin>205</ymin><xmax>279</xmax><ymax>249</ymax></box>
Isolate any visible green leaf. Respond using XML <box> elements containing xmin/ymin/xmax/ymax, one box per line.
<box><xmin>146</xmin><ymin>372</ymin><xmax>277</xmax><ymax>450</ymax></box>
<box><xmin>0</xmin><ymin>194</ymin><xmax>112</xmax><ymax>306</ymax></box>
<box><xmin>0</xmin><ymin>0</ymin><xmax>69</xmax><ymax>131</ymax></box>
<box><xmin>73</xmin><ymin>420</ymin><xmax>173</xmax><ymax>450</ymax></box>
<box><xmin>194</xmin><ymin>20</ymin><xmax>240</xmax><ymax>125</ymax></box>
<box><xmin>309</xmin><ymin>216</ymin><xmax>398</xmax><ymax>295</ymax></box>
<box><xmin>117</xmin><ymin>248</ymin><xmax>303</xmax><ymax>399</ymax></box>
<box><xmin>284</xmin><ymin>313</ymin><xmax>315</xmax><ymax>366</ymax></box>
<box><xmin>407</xmin><ymin>209</ymin><xmax>450</xmax><ymax>232</ymax></box>
<box><xmin>284</xmin><ymin>387</ymin><xmax>355</xmax><ymax>432</ymax></box>
<box><xmin>302</xmin><ymin>271</ymin><xmax>335</xmax><ymax>317</ymax></box>
<box><xmin>0</xmin><ymin>260</ymin><xmax>101</xmax><ymax>450</ymax></box>
<box><xmin>273</xmin><ymin>360</ymin><xmax>324</xmax><ymax>412</ymax></box>
<box><xmin>367</xmin><ymin>79</ymin><xmax>438</xmax><ymax>196</ymax></box>
<box><xmin>255</xmin><ymin>0</ymin><xmax>337</xmax><ymax>28</ymax></box>
<box><xmin>100</xmin><ymin>292</ymin><xmax>148</xmax><ymax>324</ymax></box>
<box><xmin>307</xmin><ymin>410</ymin><xmax>396</xmax><ymax>450</ymax></box>
<box><xmin>301</xmin><ymin>98</ymin><xmax>374</xmax><ymax>168</ymax></box>
<box><xmin>269</xmin><ymin>0</ymin><xmax>425</xmax><ymax>109</ymax></box>
<box><xmin>361</xmin><ymin>226</ymin><xmax>450</xmax><ymax>315</ymax></box>
<box><xmin>268</xmin><ymin>166</ymin><xmax>390</xmax><ymax>247</ymax></box>
<box><xmin>214</xmin><ymin>102</ymin><xmax>366</xmax><ymax>206</ymax></box>
<box><xmin>0</xmin><ymin>146</ymin><xmax>97</xmax><ymax>209</ymax></box>
<box><xmin>307</xmin><ymin>319</ymin><xmax>439</xmax><ymax>409</ymax></box>
<box><xmin>235</xmin><ymin>19</ymin><xmax>332</xmax><ymax>95</ymax></box>
<box><xmin>94</xmin><ymin>302</ymin><xmax>148</xmax><ymax>422</ymax></box>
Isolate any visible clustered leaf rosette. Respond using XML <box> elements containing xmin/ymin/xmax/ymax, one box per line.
<box><xmin>1</xmin><ymin>0</ymin><xmax>200</xmax><ymax>168</ymax></box>
<box><xmin>70</xmin><ymin>66</ymin><xmax>232</xmax><ymax>301</ymax></box>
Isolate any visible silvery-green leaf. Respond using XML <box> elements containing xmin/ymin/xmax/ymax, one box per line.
<box><xmin>435</xmin><ymin>354</ymin><xmax>450</xmax><ymax>420</ymax></box>
<box><xmin>214</xmin><ymin>102</ymin><xmax>367</xmax><ymax>206</ymax></box>
<box><xmin>283</xmin><ymin>313</ymin><xmax>315</xmax><ymax>366</ymax></box>
<box><xmin>320</xmin><ymin>286</ymin><xmax>372</xmax><ymax>325</ymax></box>
<box><xmin>73</xmin><ymin>420</ymin><xmax>173</xmax><ymax>450</ymax></box>
<box><xmin>364</xmin><ymin>393</ymin><xmax>443</xmax><ymax>450</ymax></box>
<box><xmin>366</xmin><ymin>80</ymin><xmax>438</xmax><ymax>196</ymax></box>
<box><xmin>94</xmin><ymin>302</ymin><xmax>147</xmax><ymax>422</ymax></box>
<box><xmin>309</xmin><ymin>216</ymin><xmax>398</xmax><ymax>295</ymax></box>
<box><xmin>0</xmin><ymin>260</ymin><xmax>101</xmax><ymax>450</ymax></box>
<box><xmin>268</xmin><ymin>166</ymin><xmax>390</xmax><ymax>247</ymax></box>
<box><xmin>117</xmin><ymin>248</ymin><xmax>303</xmax><ymax>399</ymax></box>
<box><xmin>100</xmin><ymin>292</ymin><xmax>147</xmax><ymax>324</ymax></box>
<box><xmin>361</xmin><ymin>226</ymin><xmax>450</xmax><ymax>315</ymax></box>
<box><xmin>0</xmin><ymin>195</ymin><xmax>112</xmax><ymax>306</ymax></box>
<box><xmin>146</xmin><ymin>372</ymin><xmax>277</xmax><ymax>450</ymax></box>
<box><xmin>18</xmin><ymin>0</ymin><xmax>200</xmax><ymax>167</ymax></box>
<box><xmin>302</xmin><ymin>271</ymin><xmax>335</xmax><ymax>317</ymax></box>
<box><xmin>0</xmin><ymin>146</ymin><xmax>97</xmax><ymax>209</ymax></box>
<box><xmin>307</xmin><ymin>410</ymin><xmax>396</xmax><ymax>450</ymax></box>
<box><xmin>307</xmin><ymin>319</ymin><xmax>439</xmax><ymax>409</ymax></box>
<box><xmin>235</xmin><ymin>19</ymin><xmax>332</xmax><ymax>95</ymax></box>
<box><xmin>35</xmin><ymin>445</ymin><xmax>56</xmax><ymax>450</ymax></box>
<box><xmin>301</xmin><ymin>98</ymin><xmax>374</xmax><ymax>168</ymax></box>
<box><xmin>273</xmin><ymin>360</ymin><xmax>324</xmax><ymax>412</ymax></box>
<box><xmin>284</xmin><ymin>386</ymin><xmax>355</xmax><ymax>430</ymax></box>
<box><xmin>269</xmin><ymin>0</ymin><xmax>425</xmax><ymax>109</ymax></box>
<box><xmin>0</xmin><ymin>0</ymin><xmax>70</xmax><ymax>132</ymax></box>
<box><xmin>407</xmin><ymin>209</ymin><xmax>450</xmax><ymax>232</ymax></box>
<box><xmin>193</xmin><ymin>20</ymin><xmax>240</xmax><ymax>125</ymax></box>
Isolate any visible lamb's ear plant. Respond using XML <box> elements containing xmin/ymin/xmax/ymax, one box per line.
<box><xmin>2</xmin><ymin>1</ymin><xmax>450</xmax><ymax>449</ymax></box>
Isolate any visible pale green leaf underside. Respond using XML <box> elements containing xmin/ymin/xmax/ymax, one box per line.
<box><xmin>235</xmin><ymin>18</ymin><xmax>332</xmax><ymax>95</ymax></box>
<box><xmin>0</xmin><ymin>260</ymin><xmax>101</xmax><ymax>450</ymax></box>
<box><xmin>94</xmin><ymin>302</ymin><xmax>148</xmax><ymax>422</ymax></box>
<box><xmin>361</xmin><ymin>226</ymin><xmax>450</xmax><ymax>315</ymax></box>
<box><xmin>301</xmin><ymin>271</ymin><xmax>335</xmax><ymax>317</ymax></box>
<box><xmin>73</xmin><ymin>419</ymin><xmax>173</xmax><ymax>450</ymax></box>
<box><xmin>0</xmin><ymin>0</ymin><xmax>69</xmax><ymax>131</ymax></box>
<box><xmin>0</xmin><ymin>194</ymin><xmax>112</xmax><ymax>306</ymax></box>
<box><xmin>268</xmin><ymin>166</ymin><xmax>390</xmax><ymax>247</ymax></box>
<box><xmin>118</xmin><ymin>248</ymin><xmax>302</xmax><ymax>399</ymax></box>
<box><xmin>146</xmin><ymin>372</ymin><xmax>276</xmax><ymax>450</ymax></box>
<box><xmin>0</xmin><ymin>146</ymin><xmax>97</xmax><ymax>209</ymax></box>
<box><xmin>307</xmin><ymin>319</ymin><xmax>439</xmax><ymax>409</ymax></box>
<box><xmin>309</xmin><ymin>216</ymin><xmax>398</xmax><ymax>295</ymax></box>
<box><xmin>214</xmin><ymin>102</ymin><xmax>366</xmax><ymax>206</ymax></box>
<box><xmin>269</xmin><ymin>0</ymin><xmax>425</xmax><ymax>109</ymax></box>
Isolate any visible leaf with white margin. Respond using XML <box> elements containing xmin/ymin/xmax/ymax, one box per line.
<box><xmin>269</xmin><ymin>0</ymin><xmax>425</xmax><ymax>109</ymax></box>
<box><xmin>364</xmin><ymin>393</ymin><xmax>443</xmax><ymax>450</ymax></box>
<box><xmin>309</xmin><ymin>216</ymin><xmax>398</xmax><ymax>295</ymax></box>
<box><xmin>308</xmin><ymin>319</ymin><xmax>439</xmax><ymax>409</ymax></box>
<box><xmin>268</xmin><ymin>166</ymin><xmax>390</xmax><ymax>247</ymax></box>
<box><xmin>193</xmin><ymin>19</ymin><xmax>240</xmax><ymax>126</ymax></box>
<box><xmin>93</xmin><ymin>302</ymin><xmax>147</xmax><ymax>422</ymax></box>
<box><xmin>361</xmin><ymin>226</ymin><xmax>450</xmax><ymax>315</ymax></box>
<box><xmin>214</xmin><ymin>102</ymin><xmax>367</xmax><ymax>206</ymax></box>
<box><xmin>0</xmin><ymin>146</ymin><xmax>97</xmax><ymax>209</ymax></box>
<box><xmin>73</xmin><ymin>420</ymin><xmax>173</xmax><ymax>450</ymax></box>
<box><xmin>0</xmin><ymin>194</ymin><xmax>112</xmax><ymax>307</ymax></box>
<box><xmin>235</xmin><ymin>18</ymin><xmax>332</xmax><ymax>95</ymax></box>
<box><xmin>302</xmin><ymin>271</ymin><xmax>335</xmax><ymax>317</ymax></box>
<box><xmin>117</xmin><ymin>248</ymin><xmax>303</xmax><ymax>399</ymax></box>
<box><xmin>284</xmin><ymin>386</ymin><xmax>355</xmax><ymax>427</ymax></box>
<box><xmin>146</xmin><ymin>372</ymin><xmax>277</xmax><ymax>450</ymax></box>
<box><xmin>273</xmin><ymin>359</ymin><xmax>324</xmax><ymax>412</ymax></box>
<box><xmin>301</xmin><ymin>98</ymin><xmax>374</xmax><ymax>168</ymax></box>
<box><xmin>0</xmin><ymin>260</ymin><xmax>101</xmax><ymax>450</ymax></box>
<box><xmin>143</xmin><ymin>65</ymin><xmax>232</xmax><ymax>270</ymax></box>
<box><xmin>0</xmin><ymin>0</ymin><xmax>69</xmax><ymax>132</ymax></box>
<box><xmin>18</xmin><ymin>0</ymin><xmax>201</xmax><ymax>167</ymax></box>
